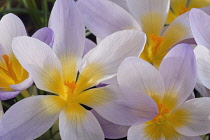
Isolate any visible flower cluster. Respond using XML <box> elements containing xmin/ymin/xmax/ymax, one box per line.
<box><xmin>0</xmin><ymin>0</ymin><xmax>210</xmax><ymax>140</ymax></box>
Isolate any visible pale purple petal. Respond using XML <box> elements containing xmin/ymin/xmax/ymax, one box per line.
<box><xmin>49</xmin><ymin>0</ymin><xmax>85</xmax><ymax>82</ymax></box>
<box><xmin>175</xmin><ymin>97</ymin><xmax>210</xmax><ymax>136</ymax></box>
<box><xmin>59</xmin><ymin>103</ymin><xmax>104</xmax><ymax>140</ymax></box>
<box><xmin>83</xmin><ymin>39</ymin><xmax>96</xmax><ymax>57</ymax></box>
<box><xmin>0</xmin><ymin>13</ymin><xmax>27</xmax><ymax>55</ymax></box>
<box><xmin>0</xmin><ymin>95</ymin><xmax>63</xmax><ymax>140</ymax></box>
<box><xmin>10</xmin><ymin>76</ymin><xmax>33</xmax><ymax>91</ymax></box>
<box><xmin>190</xmin><ymin>8</ymin><xmax>210</xmax><ymax>49</ymax></box>
<box><xmin>77</xmin><ymin>0</ymin><xmax>141</xmax><ymax>39</ymax></box>
<box><xmin>117</xmin><ymin>57</ymin><xmax>165</xmax><ymax>99</ymax></box>
<box><xmin>195</xmin><ymin>83</ymin><xmax>210</xmax><ymax>97</ymax></box>
<box><xmin>32</xmin><ymin>27</ymin><xmax>54</xmax><ymax>48</ymax></box>
<box><xmin>91</xmin><ymin>109</ymin><xmax>129</xmax><ymax>139</ymax></box>
<box><xmin>159</xmin><ymin>44</ymin><xmax>196</xmax><ymax>106</ymax></box>
<box><xmin>12</xmin><ymin>36</ymin><xmax>64</xmax><ymax>95</ymax></box>
<box><xmin>79</xmin><ymin>85</ymin><xmax>158</xmax><ymax>126</ymax></box>
<box><xmin>0</xmin><ymin>91</ymin><xmax>20</xmax><ymax>101</ymax></box>
<box><xmin>108</xmin><ymin>0</ymin><xmax>129</xmax><ymax>12</ymax></box>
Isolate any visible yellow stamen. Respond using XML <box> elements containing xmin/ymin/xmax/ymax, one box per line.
<box><xmin>179</xmin><ymin>6</ymin><xmax>189</xmax><ymax>15</ymax></box>
<box><xmin>64</xmin><ymin>81</ymin><xmax>77</xmax><ymax>101</ymax></box>
<box><xmin>0</xmin><ymin>55</ymin><xmax>19</xmax><ymax>83</ymax></box>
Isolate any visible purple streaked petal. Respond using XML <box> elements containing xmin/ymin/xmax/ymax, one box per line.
<box><xmin>108</xmin><ymin>0</ymin><xmax>129</xmax><ymax>12</ymax></box>
<box><xmin>78</xmin><ymin>85</ymin><xmax>158</xmax><ymax>126</ymax></box>
<box><xmin>0</xmin><ymin>13</ymin><xmax>27</xmax><ymax>55</ymax></box>
<box><xmin>49</xmin><ymin>0</ymin><xmax>85</xmax><ymax>82</ymax></box>
<box><xmin>32</xmin><ymin>27</ymin><xmax>54</xmax><ymax>48</ymax></box>
<box><xmin>159</xmin><ymin>44</ymin><xmax>196</xmax><ymax>106</ymax></box>
<box><xmin>195</xmin><ymin>83</ymin><xmax>210</xmax><ymax>97</ymax></box>
<box><xmin>59</xmin><ymin>103</ymin><xmax>104</xmax><ymax>140</ymax></box>
<box><xmin>77</xmin><ymin>0</ymin><xmax>141</xmax><ymax>39</ymax></box>
<box><xmin>117</xmin><ymin>57</ymin><xmax>165</xmax><ymax>100</ymax></box>
<box><xmin>91</xmin><ymin>109</ymin><xmax>129</xmax><ymax>139</ymax></box>
<box><xmin>0</xmin><ymin>95</ymin><xmax>64</xmax><ymax>140</ymax></box>
<box><xmin>83</xmin><ymin>39</ymin><xmax>96</xmax><ymax>57</ymax></box>
<box><xmin>10</xmin><ymin>76</ymin><xmax>33</xmax><ymax>91</ymax></box>
<box><xmin>0</xmin><ymin>90</ymin><xmax>20</xmax><ymax>101</ymax></box>
<box><xmin>190</xmin><ymin>8</ymin><xmax>210</xmax><ymax>49</ymax></box>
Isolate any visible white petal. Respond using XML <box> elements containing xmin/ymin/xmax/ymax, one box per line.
<box><xmin>81</xmin><ymin>85</ymin><xmax>158</xmax><ymax>126</ymax></box>
<box><xmin>80</xmin><ymin>30</ymin><xmax>146</xmax><ymax>84</ymax></box>
<box><xmin>10</xmin><ymin>76</ymin><xmax>33</xmax><ymax>91</ymax></box>
<box><xmin>59</xmin><ymin>103</ymin><xmax>104</xmax><ymax>140</ymax></box>
<box><xmin>175</xmin><ymin>97</ymin><xmax>210</xmax><ymax>136</ymax></box>
<box><xmin>118</xmin><ymin>57</ymin><xmax>165</xmax><ymax>102</ymax></box>
<box><xmin>108</xmin><ymin>0</ymin><xmax>129</xmax><ymax>12</ymax></box>
<box><xmin>49</xmin><ymin>0</ymin><xmax>85</xmax><ymax>82</ymax></box>
<box><xmin>12</xmin><ymin>36</ymin><xmax>64</xmax><ymax>95</ymax></box>
<box><xmin>159</xmin><ymin>44</ymin><xmax>196</xmax><ymax>106</ymax></box>
<box><xmin>77</xmin><ymin>0</ymin><xmax>141</xmax><ymax>39</ymax></box>
<box><xmin>194</xmin><ymin>45</ymin><xmax>210</xmax><ymax>89</ymax></box>
<box><xmin>0</xmin><ymin>13</ymin><xmax>27</xmax><ymax>55</ymax></box>
<box><xmin>190</xmin><ymin>8</ymin><xmax>210</xmax><ymax>49</ymax></box>
<box><xmin>0</xmin><ymin>95</ymin><xmax>65</xmax><ymax>140</ymax></box>
<box><xmin>195</xmin><ymin>83</ymin><xmax>210</xmax><ymax>97</ymax></box>
<box><xmin>126</xmin><ymin>0</ymin><xmax>169</xmax><ymax>35</ymax></box>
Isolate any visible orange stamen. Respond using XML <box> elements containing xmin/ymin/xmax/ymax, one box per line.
<box><xmin>150</xmin><ymin>34</ymin><xmax>163</xmax><ymax>55</ymax></box>
<box><xmin>152</xmin><ymin>104</ymin><xmax>170</xmax><ymax>123</ymax></box>
<box><xmin>64</xmin><ymin>81</ymin><xmax>77</xmax><ymax>93</ymax></box>
<box><xmin>179</xmin><ymin>6</ymin><xmax>189</xmax><ymax>15</ymax></box>
<box><xmin>0</xmin><ymin>55</ymin><xmax>18</xmax><ymax>82</ymax></box>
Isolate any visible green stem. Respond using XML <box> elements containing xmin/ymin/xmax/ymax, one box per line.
<box><xmin>21</xmin><ymin>89</ymin><xmax>30</xmax><ymax>98</ymax></box>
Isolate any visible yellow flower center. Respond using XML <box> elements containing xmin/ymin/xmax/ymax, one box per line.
<box><xmin>152</xmin><ymin>104</ymin><xmax>170</xmax><ymax>124</ymax></box>
<box><xmin>63</xmin><ymin>81</ymin><xmax>77</xmax><ymax>101</ymax></box>
<box><xmin>0</xmin><ymin>55</ymin><xmax>19</xmax><ymax>83</ymax></box>
<box><xmin>149</xmin><ymin>34</ymin><xmax>164</xmax><ymax>56</ymax></box>
<box><xmin>179</xmin><ymin>6</ymin><xmax>189</xmax><ymax>15</ymax></box>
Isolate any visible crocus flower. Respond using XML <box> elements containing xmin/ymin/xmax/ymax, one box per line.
<box><xmin>166</xmin><ymin>0</ymin><xmax>210</xmax><ymax>24</ymax></box>
<box><xmin>190</xmin><ymin>8</ymin><xmax>210</xmax><ymax>98</ymax></box>
<box><xmin>77</xmin><ymin>0</ymin><xmax>193</xmax><ymax>67</ymax></box>
<box><xmin>116</xmin><ymin>44</ymin><xmax>210</xmax><ymax>139</ymax></box>
<box><xmin>0</xmin><ymin>0</ymin><xmax>158</xmax><ymax>139</ymax></box>
<box><xmin>0</xmin><ymin>13</ymin><xmax>54</xmax><ymax>100</ymax></box>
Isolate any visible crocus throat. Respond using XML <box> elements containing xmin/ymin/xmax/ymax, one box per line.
<box><xmin>0</xmin><ymin>55</ymin><xmax>19</xmax><ymax>83</ymax></box>
<box><xmin>179</xmin><ymin>6</ymin><xmax>189</xmax><ymax>15</ymax></box>
<box><xmin>150</xmin><ymin>34</ymin><xmax>163</xmax><ymax>56</ymax></box>
<box><xmin>152</xmin><ymin>104</ymin><xmax>170</xmax><ymax>124</ymax></box>
<box><xmin>64</xmin><ymin>81</ymin><xmax>77</xmax><ymax>101</ymax></box>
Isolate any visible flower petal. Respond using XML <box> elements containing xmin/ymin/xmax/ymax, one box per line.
<box><xmin>174</xmin><ymin>97</ymin><xmax>210</xmax><ymax>136</ymax></box>
<box><xmin>91</xmin><ymin>109</ymin><xmax>129</xmax><ymax>139</ymax></box>
<box><xmin>78</xmin><ymin>85</ymin><xmax>158</xmax><ymax>126</ymax></box>
<box><xmin>32</xmin><ymin>27</ymin><xmax>54</xmax><ymax>48</ymax></box>
<box><xmin>108</xmin><ymin>0</ymin><xmax>129</xmax><ymax>12</ymax></box>
<box><xmin>10</xmin><ymin>76</ymin><xmax>33</xmax><ymax>91</ymax></box>
<box><xmin>190</xmin><ymin>8</ymin><xmax>210</xmax><ymax>49</ymax></box>
<box><xmin>83</xmin><ymin>39</ymin><xmax>96</xmax><ymax>57</ymax></box>
<box><xmin>49</xmin><ymin>0</ymin><xmax>85</xmax><ymax>82</ymax></box>
<box><xmin>117</xmin><ymin>57</ymin><xmax>165</xmax><ymax>103</ymax></box>
<box><xmin>126</xmin><ymin>0</ymin><xmax>169</xmax><ymax>36</ymax></box>
<box><xmin>156</xmin><ymin>12</ymin><xmax>193</xmax><ymax>63</ymax></box>
<box><xmin>0</xmin><ymin>95</ymin><xmax>65</xmax><ymax>140</ymax></box>
<box><xmin>194</xmin><ymin>45</ymin><xmax>210</xmax><ymax>89</ymax></box>
<box><xmin>12</xmin><ymin>36</ymin><xmax>64</xmax><ymax>95</ymax></box>
<box><xmin>159</xmin><ymin>44</ymin><xmax>196</xmax><ymax>107</ymax></box>
<box><xmin>0</xmin><ymin>91</ymin><xmax>20</xmax><ymax>101</ymax></box>
<box><xmin>77</xmin><ymin>0</ymin><xmax>141</xmax><ymax>39</ymax></box>
<box><xmin>59</xmin><ymin>103</ymin><xmax>104</xmax><ymax>140</ymax></box>
<box><xmin>77</xmin><ymin>30</ymin><xmax>146</xmax><ymax>92</ymax></box>
<box><xmin>128</xmin><ymin>124</ymin><xmax>202</xmax><ymax>140</ymax></box>
<box><xmin>195</xmin><ymin>83</ymin><xmax>210</xmax><ymax>97</ymax></box>
<box><xmin>0</xmin><ymin>13</ymin><xmax>27</xmax><ymax>55</ymax></box>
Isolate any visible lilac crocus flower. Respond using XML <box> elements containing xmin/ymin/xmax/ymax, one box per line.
<box><xmin>0</xmin><ymin>0</ymin><xmax>158</xmax><ymax>139</ymax></box>
<box><xmin>0</xmin><ymin>13</ymin><xmax>54</xmax><ymax>100</ymax></box>
<box><xmin>119</xmin><ymin>44</ymin><xmax>210</xmax><ymax>139</ymax></box>
<box><xmin>77</xmin><ymin>0</ymin><xmax>193</xmax><ymax>67</ymax></box>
